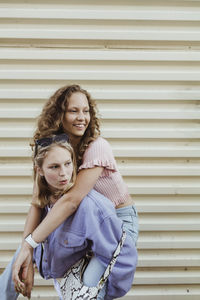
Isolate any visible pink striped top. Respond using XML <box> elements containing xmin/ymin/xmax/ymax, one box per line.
<box><xmin>79</xmin><ymin>137</ymin><xmax>130</xmax><ymax>206</ymax></box>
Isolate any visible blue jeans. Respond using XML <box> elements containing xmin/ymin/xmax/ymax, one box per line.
<box><xmin>83</xmin><ymin>205</ymin><xmax>139</xmax><ymax>300</ymax></box>
<box><xmin>0</xmin><ymin>247</ymin><xmax>20</xmax><ymax>300</ymax></box>
<box><xmin>116</xmin><ymin>204</ymin><xmax>139</xmax><ymax>246</ymax></box>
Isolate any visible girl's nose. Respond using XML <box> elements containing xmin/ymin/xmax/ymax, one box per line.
<box><xmin>59</xmin><ymin>166</ymin><xmax>65</xmax><ymax>176</ymax></box>
<box><xmin>77</xmin><ymin>111</ymin><xmax>84</xmax><ymax>120</ymax></box>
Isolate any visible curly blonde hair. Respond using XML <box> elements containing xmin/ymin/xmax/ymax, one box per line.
<box><xmin>33</xmin><ymin>140</ymin><xmax>76</xmax><ymax>208</ymax></box>
<box><xmin>33</xmin><ymin>84</ymin><xmax>100</xmax><ymax>166</ymax></box>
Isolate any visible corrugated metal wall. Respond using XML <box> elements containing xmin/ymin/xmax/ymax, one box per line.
<box><xmin>0</xmin><ymin>0</ymin><xmax>200</xmax><ymax>299</ymax></box>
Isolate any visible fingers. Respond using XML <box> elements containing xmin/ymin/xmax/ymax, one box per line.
<box><xmin>22</xmin><ymin>262</ymin><xmax>34</xmax><ymax>299</ymax></box>
<box><xmin>12</xmin><ymin>264</ymin><xmax>24</xmax><ymax>289</ymax></box>
<box><xmin>12</xmin><ymin>246</ymin><xmax>34</xmax><ymax>298</ymax></box>
<box><xmin>14</xmin><ymin>274</ymin><xmax>33</xmax><ymax>297</ymax></box>
<box><xmin>13</xmin><ymin>244</ymin><xmax>32</xmax><ymax>281</ymax></box>
<box><xmin>14</xmin><ymin>279</ymin><xmax>25</xmax><ymax>294</ymax></box>
<box><xmin>14</xmin><ymin>269</ymin><xmax>33</xmax><ymax>298</ymax></box>
<box><xmin>14</xmin><ymin>281</ymin><xmax>25</xmax><ymax>295</ymax></box>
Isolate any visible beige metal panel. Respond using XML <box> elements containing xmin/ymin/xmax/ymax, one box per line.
<box><xmin>138</xmin><ymin>231</ymin><xmax>200</xmax><ymax>249</ymax></box>
<box><xmin>1</xmin><ymin>1</ymin><xmax>200</xmax><ymax>22</ymax></box>
<box><xmin>137</xmin><ymin>249</ymin><xmax>200</xmax><ymax>267</ymax></box>
<box><xmin>1</xmin><ymin>48</ymin><xmax>200</xmax><ymax>61</ymax></box>
<box><xmin>134</xmin><ymin>268</ymin><xmax>200</xmax><ymax>284</ymax></box>
<box><xmin>0</xmin><ymin>0</ymin><xmax>200</xmax><ymax>42</ymax></box>
<box><xmin>0</xmin><ymin>0</ymin><xmax>200</xmax><ymax>299</ymax></box>
<box><xmin>1</xmin><ymin>61</ymin><xmax>200</xmax><ymax>81</ymax></box>
<box><xmin>1</xmin><ymin>24</ymin><xmax>199</xmax><ymax>42</ymax></box>
<box><xmin>116</xmin><ymin>285</ymin><xmax>200</xmax><ymax>300</ymax></box>
<box><xmin>0</xmin><ymin>82</ymin><xmax>200</xmax><ymax>101</ymax></box>
<box><xmin>136</xmin><ymin>196</ymin><xmax>200</xmax><ymax>213</ymax></box>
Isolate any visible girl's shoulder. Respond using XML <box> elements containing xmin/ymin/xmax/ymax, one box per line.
<box><xmin>88</xmin><ymin>136</ymin><xmax>112</xmax><ymax>152</ymax></box>
<box><xmin>79</xmin><ymin>136</ymin><xmax>116</xmax><ymax>171</ymax></box>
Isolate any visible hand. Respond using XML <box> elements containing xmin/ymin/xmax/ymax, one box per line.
<box><xmin>24</xmin><ymin>261</ymin><xmax>35</xmax><ymax>298</ymax></box>
<box><xmin>12</xmin><ymin>242</ymin><xmax>33</xmax><ymax>295</ymax></box>
<box><xmin>17</xmin><ymin>261</ymin><xmax>34</xmax><ymax>298</ymax></box>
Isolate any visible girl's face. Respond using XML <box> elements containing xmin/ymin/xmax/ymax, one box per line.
<box><xmin>39</xmin><ymin>146</ymin><xmax>73</xmax><ymax>191</ymax></box>
<box><xmin>62</xmin><ymin>92</ymin><xmax>91</xmax><ymax>142</ymax></box>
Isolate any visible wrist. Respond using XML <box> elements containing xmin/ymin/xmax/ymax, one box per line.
<box><xmin>22</xmin><ymin>240</ymin><xmax>34</xmax><ymax>255</ymax></box>
<box><xmin>25</xmin><ymin>234</ymin><xmax>39</xmax><ymax>249</ymax></box>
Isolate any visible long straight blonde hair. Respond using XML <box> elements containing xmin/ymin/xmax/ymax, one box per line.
<box><xmin>33</xmin><ymin>140</ymin><xmax>76</xmax><ymax>208</ymax></box>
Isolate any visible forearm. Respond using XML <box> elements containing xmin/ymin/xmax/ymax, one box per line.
<box><xmin>22</xmin><ymin>205</ymin><xmax>42</xmax><ymax>239</ymax></box>
<box><xmin>32</xmin><ymin>193</ymin><xmax>77</xmax><ymax>243</ymax></box>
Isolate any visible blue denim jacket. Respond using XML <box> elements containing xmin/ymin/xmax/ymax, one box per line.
<box><xmin>33</xmin><ymin>189</ymin><xmax>138</xmax><ymax>300</ymax></box>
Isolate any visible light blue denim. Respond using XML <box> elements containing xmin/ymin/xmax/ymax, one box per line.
<box><xmin>116</xmin><ymin>204</ymin><xmax>139</xmax><ymax>246</ymax></box>
<box><xmin>83</xmin><ymin>255</ymin><xmax>107</xmax><ymax>300</ymax></box>
<box><xmin>83</xmin><ymin>204</ymin><xmax>139</xmax><ymax>299</ymax></box>
<box><xmin>0</xmin><ymin>205</ymin><xmax>139</xmax><ymax>300</ymax></box>
<box><xmin>0</xmin><ymin>246</ymin><xmax>20</xmax><ymax>300</ymax></box>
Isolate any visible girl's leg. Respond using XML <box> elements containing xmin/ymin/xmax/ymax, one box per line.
<box><xmin>116</xmin><ymin>205</ymin><xmax>139</xmax><ymax>246</ymax></box>
<box><xmin>83</xmin><ymin>255</ymin><xmax>107</xmax><ymax>300</ymax></box>
<box><xmin>53</xmin><ymin>279</ymin><xmax>63</xmax><ymax>300</ymax></box>
<box><xmin>0</xmin><ymin>246</ymin><xmax>20</xmax><ymax>300</ymax></box>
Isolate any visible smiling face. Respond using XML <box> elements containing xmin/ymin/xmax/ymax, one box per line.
<box><xmin>62</xmin><ymin>92</ymin><xmax>91</xmax><ymax>144</ymax></box>
<box><xmin>39</xmin><ymin>145</ymin><xmax>73</xmax><ymax>192</ymax></box>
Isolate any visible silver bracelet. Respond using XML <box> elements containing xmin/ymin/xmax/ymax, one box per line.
<box><xmin>25</xmin><ymin>234</ymin><xmax>39</xmax><ymax>248</ymax></box>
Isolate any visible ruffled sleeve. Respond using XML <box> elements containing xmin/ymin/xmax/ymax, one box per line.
<box><xmin>78</xmin><ymin>137</ymin><xmax>117</xmax><ymax>177</ymax></box>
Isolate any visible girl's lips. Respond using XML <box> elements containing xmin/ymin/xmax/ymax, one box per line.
<box><xmin>74</xmin><ymin>124</ymin><xmax>85</xmax><ymax>128</ymax></box>
<box><xmin>59</xmin><ymin>180</ymin><xmax>68</xmax><ymax>185</ymax></box>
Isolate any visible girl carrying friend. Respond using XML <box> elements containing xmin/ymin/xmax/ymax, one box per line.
<box><xmin>18</xmin><ymin>134</ymin><xmax>137</xmax><ymax>299</ymax></box>
<box><xmin>0</xmin><ymin>84</ymin><xmax>138</xmax><ymax>298</ymax></box>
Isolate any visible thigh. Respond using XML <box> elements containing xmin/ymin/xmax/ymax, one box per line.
<box><xmin>53</xmin><ymin>279</ymin><xmax>63</xmax><ymax>300</ymax></box>
<box><xmin>83</xmin><ymin>255</ymin><xmax>105</xmax><ymax>287</ymax></box>
<box><xmin>116</xmin><ymin>205</ymin><xmax>139</xmax><ymax>245</ymax></box>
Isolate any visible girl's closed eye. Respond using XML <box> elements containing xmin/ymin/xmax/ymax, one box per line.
<box><xmin>68</xmin><ymin>109</ymin><xmax>77</xmax><ymax>113</ymax></box>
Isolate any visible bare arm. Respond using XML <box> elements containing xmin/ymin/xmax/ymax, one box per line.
<box><xmin>22</xmin><ymin>205</ymin><xmax>42</xmax><ymax>239</ymax></box>
<box><xmin>22</xmin><ymin>172</ymin><xmax>43</xmax><ymax>240</ymax></box>
<box><xmin>32</xmin><ymin>166</ymin><xmax>103</xmax><ymax>243</ymax></box>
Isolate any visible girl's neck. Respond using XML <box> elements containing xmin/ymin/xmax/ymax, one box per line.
<box><xmin>69</xmin><ymin>137</ymin><xmax>81</xmax><ymax>149</ymax></box>
<box><xmin>49</xmin><ymin>188</ymin><xmax>64</xmax><ymax>204</ymax></box>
